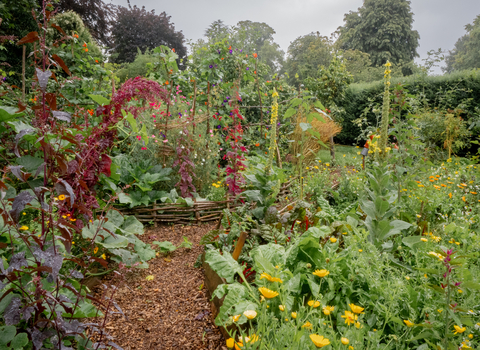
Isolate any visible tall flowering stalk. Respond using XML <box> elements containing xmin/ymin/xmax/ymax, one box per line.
<box><xmin>377</xmin><ymin>61</ymin><xmax>392</xmax><ymax>160</ymax></box>
<box><xmin>225</xmin><ymin>108</ymin><xmax>247</xmax><ymax>196</ymax></box>
<box><xmin>265</xmin><ymin>88</ymin><xmax>279</xmax><ymax>175</ymax></box>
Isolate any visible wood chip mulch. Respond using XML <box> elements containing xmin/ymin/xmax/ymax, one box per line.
<box><xmin>92</xmin><ymin>223</ymin><xmax>226</xmax><ymax>350</ymax></box>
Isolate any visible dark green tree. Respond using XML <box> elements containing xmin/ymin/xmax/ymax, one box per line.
<box><xmin>204</xmin><ymin>20</ymin><xmax>231</xmax><ymax>43</ymax></box>
<box><xmin>445</xmin><ymin>14</ymin><xmax>480</xmax><ymax>73</ymax></box>
<box><xmin>336</xmin><ymin>0</ymin><xmax>420</xmax><ymax>67</ymax></box>
<box><xmin>110</xmin><ymin>2</ymin><xmax>186</xmax><ymax>65</ymax></box>
<box><xmin>284</xmin><ymin>32</ymin><xmax>332</xmax><ymax>86</ymax></box>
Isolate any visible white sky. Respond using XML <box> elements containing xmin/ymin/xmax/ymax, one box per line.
<box><xmin>109</xmin><ymin>0</ymin><xmax>480</xmax><ymax>74</ymax></box>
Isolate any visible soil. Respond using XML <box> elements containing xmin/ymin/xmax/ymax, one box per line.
<box><xmin>92</xmin><ymin>222</ymin><xmax>226</xmax><ymax>350</ymax></box>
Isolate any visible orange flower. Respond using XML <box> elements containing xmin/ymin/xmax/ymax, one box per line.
<box><xmin>255</xmin><ymin>143</ymin><xmax>260</xmax><ymax>146</ymax></box>
<box><xmin>246</xmin><ymin>54</ymin><xmax>248</xmax><ymax>58</ymax></box>
<box><xmin>221</xmin><ymin>57</ymin><xmax>224</xmax><ymax>60</ymax></box>
<box><xmin>83</xmin><ymin>42</ymin><xmax>87</xmax><ymax>47</ymax></box>
<box><xmin>229</xmin><ymin>46</ymin><xmax>232</xmax><ymax>49</ymax></box>
<box><xmin>172</xmin><ymin>48</ymin><xmax>175</xmax><ymax>52</ymax></box>
<box><xmin>95</xmin><ymin>59</ymin><xmax>98</xmax><ymax>63</ymax></box>
<box><xmin>165</xmin><ymin>81</ymin><xmax>169</xmax><ymax>85</ymax></box>
<box><xmin>254</xmin><ymin>71</ymin><xmax>257</xmax><ymax>74</ymax></box>
<box><xmin>74</xmin><ymin>34</ymin><xmax>79</xmax><ymax>38</ymax></box>
<box><xmin>253</xmin><ymin>53</ymin><xmax>258</xmax><ymax>58</ymax></box>
<box><xmin>84</xmin><ymin>48</ymin><xmax>88</xmax><ymax>52</ymax></box>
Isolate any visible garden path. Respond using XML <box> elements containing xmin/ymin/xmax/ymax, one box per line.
<box><xmin>94</xmin><ymin>223</ymin><xmax>226</xmax><ymax>350</ymax></box>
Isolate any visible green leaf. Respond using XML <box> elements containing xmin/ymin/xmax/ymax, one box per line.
<box><xmin>402</xmin><ymin>236</ymin><xmax>424</xmax><ymax>249</ymax></box>
<box><xmin>16</xmin><ymin>155</ymin><xmax>44</xmax><ymax>173</ymax></box>
<box><xmin>125</xmin><ymin>112</ymin><xmax>138</xmax><ymax>133</ymax></box>
<box><xmin>313</xmin><ymin>100</ymin><xmax>325</xmax><ymax>110</ymax></box>
<box><xmin>283</xmin><ymin>108</ymin><xmax>296</xmax><ymax>119</ymax></box>
<box><xmin>88</xmin><ymin>94</ymin><xmax>111</xmax><ymax>106</ymax></box>
<box><xmin>0</xmin><ymin>325</ymin><xmax>16</xmax><ymax>345</ymax></box>
<box><xmin>0</xmin><ymin>106</ymin><xmax>24</xmax><ymax>122</ymax></box>
<box><xmin>118</xmin><ymin>193</ymin><xmax>132</xmax><ymax>204</ymax></box>
<box><xmin>290</xmin><ymin>98</ymin><xmax>302</xmax><ymax>107</ymax></box>
<box><xmin>462</xmin><ymin>281</ymin><xmax>480</xmax><ymax>290</ymax></box>
<box><xmin>299</xmin><ymin>122</ymin><xmax>312</xmax><ymax>132</ymax></box>
<box><xmin>152</xmin><ymin>241</ymin><xmax>177</xmax><ymax>253</ymax></box>
<box><xmin>205</xmin><ymin>250</ymin><xmax>243</xmax><ymax>284</ymax></box>
<box><xmin>11</xmin><ymin>333</ymin><xmax>28</xmax><ymax>348</ymax></box>
<box><xmin>98</xmin><ymin>234</ymin><xmax>129</xmax><ymax>249</ymax></box>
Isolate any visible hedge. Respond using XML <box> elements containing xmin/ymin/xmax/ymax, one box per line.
<box><xmin>335</xmin><ymin>69</ymin><xmax>480</xmax><ymax>147</ymax></box>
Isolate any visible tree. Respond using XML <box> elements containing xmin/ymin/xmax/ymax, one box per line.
<box><xmin>204</xmin><ymin>20</ymin><xmax>231</xmax><ymax>43</ymax></box>
<box><xmin>336</xmin><ymin>0</ymin><xmax>420</xmax><ymax>67</ymax></box>
<box><xmin>54</xmin><ymin>0</ymin><xmax>113</xmax><ymax>47</ymax></box>
<box><xmin>110</xmin><ymin>2</ymin><xmax>187</xmax><ymax>65</ymax></box>
<box><xmin>444</xmin><ymin>14</ymin><xmax>480</xmax><ymax>73</ymax></box>
<box><xmin>284</xmin><ymin>32</ymin><xmax>332</xmax><ymax>86</ymax></box>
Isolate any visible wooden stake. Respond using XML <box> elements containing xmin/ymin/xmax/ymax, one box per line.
<box><xmin>232</xmin><ymin>231</ymin><xmax>248</xmax><ymax>261</ymax></box>
<box><xmin>22</xmin><ymin>45</ymin><xmax>26</xmax><ymax>101</ymax></box>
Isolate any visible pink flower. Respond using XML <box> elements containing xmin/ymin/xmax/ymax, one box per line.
<box><xmin>141</xmin><ymin>147</ymin><xmax>147</xmax><ymax>150</ymax></box>
<box><xmin>151</xmin><ymin>135</ymin><xmax>155</xmax><ymax>138</ymax></box>
<box><xmin>163</xmin><ymin>139</ymin><xmax>168</xmax><ymax>143</ymax></box>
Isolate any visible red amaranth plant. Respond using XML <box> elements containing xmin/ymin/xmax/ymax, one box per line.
<box><xmin>173</xmin><ymin>127</ymin><xmax>196</xmax><ymax>198</ymax></box>
<box><xmin>224</xmin><ymin>107</ymin><xmax>247</xmax><ymax>196</ymax></box>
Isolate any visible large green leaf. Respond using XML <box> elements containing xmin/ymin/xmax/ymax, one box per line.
<box><xmin>152</xmin><ymin>241</ymin><xmax>176</xmax><ymax>253</ymax></box>
<box><xmin>0</xmin><ymin>326</ymin><xmax>16</xmax><ymax>345</ymax></box>
<box><xmin>11</xmin><ymin>332</ymin><xmax>28</xmax><ymax>348</ymax></box>
<box><xmin>205</xmin><ymin>250</ymin><xmax>243</xmax><ymax>284</ymax></box>
<box><xmin>88</xmin><ymin>94</ymin><xmax>111</xmax><ymax>106</ymax></box>
<box><xmin>283</xmin><ymin>108</ymin><xmax>296</xmax><ymax>119</ymax></box>
<box><xmin>16</xmin><ymin>155</ymin><xmax>44</xmax><ymax>173</ymax></box>
<box><xmin>98</xmin><ymin>234</ymin><xmax>129</xmax><ymax>249</ymax></box>
<box><xmin>0</xmin><ymin>106</ymin><xmax>24</xmax><ymax>122</ymax></box>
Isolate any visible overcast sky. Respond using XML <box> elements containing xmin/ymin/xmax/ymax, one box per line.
<box><xmin>110</xmin><ymin>0</ymin><xmax>480</xmax><ymax>74</ymax></box>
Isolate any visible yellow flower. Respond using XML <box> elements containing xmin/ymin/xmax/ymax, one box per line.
<box><xmin>421</xmin><ymin>238</ymin><xmax>428</xmax><ymax>242</ymax></box>
<box><xmin>308</xmin><ymin>300</ymin><xmax>320</xmax><ymax>308</ymax></box>
<box><xmin>226</xmin><ymin>338</ymin><xmax>235</xmax><ymax>348</ymax></box>
<box><xmin>322</xmin><ymin>306</ymin><xmax>334</xmax><ymax>315</ymax></box>
<box><xmin>349</xmin><ymin>347</ymin><xmax>354</xmax><ymax>350</ymax></box>
<box><xmin>244</xmin><ymin>334</ymin><xmax>259</xmax><ymax>344</ymax></box>
<box><xmin>309</xmin><ymin>334</ymin><xmax>330</xmax><ymax>348</ymax></box>
<box><xmin>243</xmin><ymin>310</ymin><xmax>257</xmax><ymax>320</ymax></box>
<box><xmin>449</xmin><ymin>193</ymin><xmax>452</xmax><ymax>198</ymax></box>
<box><xmin>146</xmin><ymin>275</ymin><xmax>154</xmax><ymax>281</ymax></box>
<box><xmin>232</xmin><ymin>314</ymin><xmax>241</xmax><ymax>322</ymax></box>
<box><xmin>404</xmin><ymin>320</ymin><xmax>414</xmax><ymax>327</ymax></box>
<box><xmin>453</xmin><ymin>325</ymin><xmax>466</xmax><ymax>334</ymax></box>
<box><xmin>341</xmin><ymin>337</ymin><xmax>349</xmax><ymax>345</ymax></box>
<box><xmin>325</xmin><ymin>163</ymin><xmax>330</xmax><ymax>167</ymax></box>
<box><xmin>258</xmin><ymin>287</ymin><xmax>278</xmax><ymax>299</ymax></box>
<box><xmin>291</xmin><ymin>312</ymin><xmax>297</xmax><ymax>319</ymax></box>
<box><xmin>468</xmin><ymin>334</ymin><xmax>473</xmax><ymax>339</ymax></box>
<box><xmin>58</xmin><ymin>194</ymin><xmax>66</xmax><ymax>200</ymax></box>
<box><xmin>438</xmin><ymin>309</ymin><xmax>443</xmax><ymax>313</ymax></box>
<box><xmin>19</xmin><ymin>225</ymin><xmax>29</xmax><ymax>231</ymax></box>
<box><xmin>330</xmin><ymin>237</ymin><xmax>337</xmax><ymax>243</ymax></box>
<box><xmin>341</xmin><ymin>311</ymin><xmax>358</xmax><ymax>326</ymax></box>
<box><xmin>260</xmin><ymin>272</ymin><xmax>283</xmax><ymax>283</ymax></box>
<box><xmin>302</xmin><ymin>321</ymin><xmax>313</xmax><ymax>329</ymax></box>
<box><xmin>349</xmin><ymin>303</ymin><xmax>364</xmax><ymax>314</ymax></box>
<box><xmin>355</xmin><ymin>322</ymin><xmax>362</xmax><ymax>329</ymax></box>
<box><xmin>405</xmin><ymin>276</ymin><xmax>410</xmax><ymax>280</ymax></box>
<box><xmin>358</xmin><ymin>249</ymin><xmax>363</xmax><ymax>252</ymax></box>
<box><xmin>462</xmin><ymin>196</ymin><xmax>466</xmax><ymax>202</ymax></box>
<box><xmin>101</xmin><ymin>254</ymin><xmax>106</xmax><ymax>260</ymax></box>
<box><xmin>312</xmin><ymin>269</ymin><xmax>330</xmax><ymax>278</ymax></box>
<box><xmin>22</xmin><ymin>212</ymin><xmax>26</xmax><ymax>215</ymax></box>
<box><xmin>93</xmin><ymin>247</ymin><xmax>98</xmax><ymax>254</ymax></box>
<box><xmin>279</xmin><ymin>305</ymin><xmax>285</xmax><ymax>311</ymax></box>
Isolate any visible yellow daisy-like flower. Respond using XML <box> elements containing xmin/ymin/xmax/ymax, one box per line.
<box><xmin>58</xmin><ymin>194</ymin><xmax>66</xmax><ymax>201</ymax></box>
<box><xmin>309</xmin><ymin>334</ymin><xmax>330</xmax><ymax>348</ymax></box>
<box><xmin>453</xmin><ymin>325</ymin><xmax>466</xmax><ymax>334</ymax></box>
<box><xmin>258</xmin><ymin>287</ymin><xmax>278</xmax><ymax>299</ymax></box>
<box><xmin>260</xmin><ymin>272</ymin><xmax>283</xmax><ymax>283</ymax></box>
<box><xmin>312</xmin><ymin>269</ymin><xmax>330</xmax><ymax>278</ymax></box>
<box><xmin>19</xmin><ymin>225</ymin><xmax>29</xmax><ymax>231</ymax></box>
<box><xmin>349</xmin><ymin>303</ymin><xmax>364</xmax><ymax>314</ymax></box>
<box><xmin>341</xmin><ymin>337</ymin><xmax>349</xmax><ymax>345</ymax></box>
<box><xmin>341</xmin><ymin>311</ymin><xmax>358</xmax><ymax>326</ymax></box>
<box><xmin>404</xmin><ymin>320</ymin><xmax>414</xmax><ymax>327</ymax></box>
<box><xmin>291</xmin><ymin>312</ymin><xmax>297</xmax><ymax>319</ymax></box>
<box><xmin>243</xmin><ymin>310</ymin><xmax>257</xmax><ymax>320</ymax></box>
<box><xmin>302</xmin><ymin>321</ymin><xmax>313</xmax><ymax>329</ymax></box>
<box><xmin>101</xmin><ymin>254</ymin><xmax>106</xmax><ymax>260</ymax></box>
<box><xmin>322</xmin><ymin>306</ymin><xmax>335</xmax><ymax>315</ymax></box>
<box><xmin>308</xmin><ymin>300</ymin><xmax>320</xmax><ymax>308</ymax></box>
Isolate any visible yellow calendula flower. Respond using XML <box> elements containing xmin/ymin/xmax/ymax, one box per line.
<box><xmin>341</xmin><ymin>311</ymin><xmax>358</xmax><ymax>326</ymax></box>
<box><xmin>291</xmin><ymin>312</ymin><xmax>297</xmax><ymax>319</ymax></box>
<box><xmin>330</xmin><ymin>237</ymin><xmax>337</xmax><ymax>243</ymax></box>
<box><xmin>226</xmin><ymin>338</ymin><xmax>235</xmax><ymax>348</ymax></box>
<box><xmin>258</xmin><ymin>287</ymin><xmax>278</xmax><ymax>299</ymax></box>
<box><xmin>349</xmin><ymin>303</ymin><xmax>364</xmax><ymax>314</ymax></box>
<box><xmin>310</xmin><ymin>334</ymin><xmax>330</xmax><ymax>348</ymax></box>
<box><xmin>421</xmin><ymin>238</ymin><xmax>428</xmax><ymax>242</ymax></box>
<box><xmin>312</xmin><ymin>269</ymin><xmax>330</xmax><ymax>278</ymax></box>
<box><xmin>93</xmin><ymin>247</ymin><xmax>98</xmax><ymax>254</ymax></box>
<box><xmin>453</xmin><ymin>325</ymin><xmax>466</xmax><ymax>334</ymax></box>
<box><xmin>232</xmin><ymin>314</ymin><xmax>241</xmax><ymax>322</ymax></box>
<box><xmin>244</xmin><ymin>334</ymin><xmax>259</xmax><ymax>344</ymax></box>
<box><xmin>279</xmin><ymin>305</ymin><xmax>285</xmax><ymax>311</ymax></box>
<box><xmin>19</xmin><ymin>225</ymin><xmax>29</xmax><ymax>231</ymax></box>
<box><xmin>341</xmin><ymin>337</ymin><xmax>349</xmax><ymax>345</ymax></box>
<box><xmin>322</xmin><ymin>306</ymin><xmax>334</xmax><ymax>315</ymax></box>
<box><xmin>101</xmin><ymin>254</ymin><xmax>106</xmax><ymax>260</ymax></box>
<box><xmin>358</xmin><ymin>249</ymin><xmax>363</xmax><ymax>252</ymax></box>
<box><xmin>308</xmin><ymin>300</ymin><xmax>320</xmax><ymax>308</ymax></box>
<box><xmin>243</xmin><ymin>310</ymin><xmax>257</xmax><ymax>320</ymax></box>
<box><xmin>260</xmin><ymin>272</ymin><xmax>282</xmax><ymax>283</ymax></box>
<box><xmin>404</xmin><ymin>320</ymin><xmax>414</xmax><ymax>327</ymax></box>
<box><xmin>302</xmin><ymin>321</ymin><xmax>313</xmax><ymax>329</ymax></box>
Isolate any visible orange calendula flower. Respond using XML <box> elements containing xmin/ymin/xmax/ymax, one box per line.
<box><xmin>93</xmin><ymin>247</ymin><xmax>98</xmax><ymax>254</ymax></box>
<box><xmin>349</xmin><ymin>303</ymin><xmax>364</xmax><ymax>314</ymax></box>
<box><xmin>253</xmin><ymin>53</ymin><xmax>258</xmax><ymax>58</ymax></box>
<box><xmin>449</xmin><ymin>193</ymin><xmax>452</xmax><ymax>198</ymax></box>
<box><xmin>259</xmin><ymin>272</ymin><xmax>282</xmax><ymax>283</ymax></box>
<box><xmin>58</xmin><ymin>194</ymin><xmax>66</xmax><ymax>200</ymax></box>
<box><xmin>258</xmin><ymin>287</ymin><xmax>278</xmax><ymax>299</ymax></box>
<box><xmin>309</xmin><ymin>334</ymin><xmax>330</xmax><ymax>348</ymax></box>
<box><xmin>172</xmin><ymin>48</ymin><xmax>175</xmax><ymax>52</ymax></box>
<box><xmin>341</xmin><ymin>311</ymin><xmax>358</xmax><ymax>326</ymax></box>
<box><xmin>232</xmin><ymin>314</ymin><xmax>240</xmax><ymax>322</ymax></box>
<box><xmin>313</xmin><ymin>269</ymin><xmax>330</xmax><ymax>278</ymax></box>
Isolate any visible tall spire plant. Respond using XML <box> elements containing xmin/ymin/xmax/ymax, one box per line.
<box><xmin>377</xmin><ymin>61</ymin><xmax>392</xmax><ymax>161</ymax></box>
<box><xmin>265</xmin><ymin>88</ymin><xmax>279</xmax><ymax>175</ymax></box>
